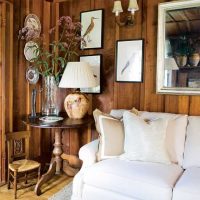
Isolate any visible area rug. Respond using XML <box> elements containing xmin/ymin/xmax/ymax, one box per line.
<box><xmin>48</xmin><ymin>182</ymin><xmax>72</xmax><ymax>200</ymax></box>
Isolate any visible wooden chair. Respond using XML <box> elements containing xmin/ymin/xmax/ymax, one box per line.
<box><xmin>6</xmin><ymin>131</ymin><xmax>41</xmax><ymax>199</ymax></box>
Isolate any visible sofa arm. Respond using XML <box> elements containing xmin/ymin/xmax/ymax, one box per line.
<box><xmin>79</xmin><ymin>139</ymin><xmax>99</xmax><ymax>169</ymax></box>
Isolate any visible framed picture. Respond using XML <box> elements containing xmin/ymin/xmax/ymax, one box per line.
<box><xmin>80</xmin><ymin>9</ymin><xmax>104</xmax><ymax>49</ymax></box>
<box><xmin>188</xmin><ymin>79</ymin><xmax>200</xmax><ymax>88</ymax></box>
<box><xmin>80</xmin><ymin>54</ymin><xmax>102</xmax><ymax>93</ymax></box>
<box><xmin>116</xmin><ymin>39</ymin><xmax>144</xmax><ymax>82</ymax></box>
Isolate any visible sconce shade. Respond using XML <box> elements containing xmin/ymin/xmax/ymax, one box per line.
<box><xmin>164</xmin><ymin>57</ymin><xmax>179</xmax><ymax>70</ymax></box>
<box><xmin>112</xmin><ymin>1</ymin><xmax>123</xmax><ymax>13</ymax></box>
<box><xmin>59</xmin><ymin>62</ymin><xmax>97</xmax><ymax>89</ymax></box>
<box><xmin>128</xmin><ymin>0</ymin><xmax>139</xmax><ymax>12</ymax></box>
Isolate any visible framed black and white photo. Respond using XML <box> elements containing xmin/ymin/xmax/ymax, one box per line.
<box><xmin>116</xmin><ymin>39</ymin><xmax>144</xmax><ymax>82</ymax></box>
<box><xmin>80</xmin><ymin>54</ymin><xmax>102</xmax><ymax>93</ymax></box>
<box><xmin>80</xmin><ymin>9</ymin><xmax>104</xmax><ymax>49</ymax></box>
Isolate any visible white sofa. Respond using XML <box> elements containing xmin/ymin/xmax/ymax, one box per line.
<box><xmin>71</xmin><ymin>111</ymin><xmax>200</xmax><ymax>200</ymax></box>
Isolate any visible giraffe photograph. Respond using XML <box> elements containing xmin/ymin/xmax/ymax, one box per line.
<box><xmin>81</xmin><ymin>9</ymin><xmax>104</xmax><ymax>49</ymax></box>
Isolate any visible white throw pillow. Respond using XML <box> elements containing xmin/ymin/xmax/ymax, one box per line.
<box><xmin>93</xmin><ymin>109</ymin><xmax>124</xmax><ymax>161</ymax></box>
<box><xmin>121</xmin><ymin>111</ymin><xmax>171</xmax><ymax>164</ymax></box>
<box><xmin>140</xmin><ymin>111</ymin><xmax>188</xmax><ymax>165</ymax></box>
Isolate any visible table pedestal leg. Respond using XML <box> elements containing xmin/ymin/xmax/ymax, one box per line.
<box><xmin>34</xmin><ymin>129</ymin><xmax>63</xmax><ymax>195</ymax></box>
<box><xmin>34</xmin><ymin>161</ymin><xmax>56</xmax><ymax>195</ymax></box>
<box><xmin>53</xmin><ymin>129</ymin><xmax>63</xmax><ymax>174</ymax></box>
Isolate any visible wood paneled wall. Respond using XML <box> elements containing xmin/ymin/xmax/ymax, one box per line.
<box><xmin>0</xmin><ymin>0</ymin><xmax>13</xmax><ymax>185</ymax></box>
<box><xmin>62</xmin><ymin>0</ymin><xmax>200</xmax><ymax>116</ymax></box>
<box><xmin>2</xmin><ymin>0</ymin><xmax>200</xmax><ymax>183</ymax></box>
<box><xmin>12</xmin><ymin>0</ymin><xmax>54</xmax><ymax>162</ymax></box>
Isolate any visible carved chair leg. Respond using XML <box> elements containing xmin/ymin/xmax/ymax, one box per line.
<box><xmin>7</xmin><ymin>169</ymin><xmax>10</xmax><ymax>190</ymax></box>
<box><xmin>25</xmin><ymin>172</ymin><xmax>28</xmax><ymax>184</ymax></box>
<box><xmin>14</xmin><ymin>171</ymin><xmax>17</xmax><ymax>199</ymax></box>
<box><xmin>38</xmin><ymin>165</ymin><xmax>41</xmax><ymax>181</ymax></box>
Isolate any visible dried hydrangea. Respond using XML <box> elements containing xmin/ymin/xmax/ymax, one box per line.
<box><xmin>19</xmin><ymin>16</ymin><xmax>85</xmax><ymax>83</ymax></box>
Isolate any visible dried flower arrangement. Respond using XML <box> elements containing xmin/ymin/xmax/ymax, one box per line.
<box><xmin>19</xmin><ymin>16</ymin><xmax>85</xmax><ymax>83</ymax></box>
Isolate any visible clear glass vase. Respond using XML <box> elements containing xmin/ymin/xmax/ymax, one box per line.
<box><xmin>42</xmin><ymin>75</ymin><xmax>59</xmax><ymax>116</ymax></box>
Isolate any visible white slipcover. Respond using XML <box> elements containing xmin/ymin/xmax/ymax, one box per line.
<box><xmin>82</xmin><ymin>185</ymin><xmax>139</xmax><ymax>200</ymax></box>
<box><xmin>79</xmin><ymin>139</ymin><xmax>99</xmax><ymax>169</ymax></box>
<box><xmin>82</xmin><ymin>159</ymin><xmax>183</xmax><ymax>200</ymax></box>
<box><xmin>183</xmin><ymin>116</ymin><xmax>200</xmax><ymax>169</ymax></box>
<box><xmin>173</xmin><ymin>167</ymin><xmax>200</xmax><ymax>200</ymax></box>
<box><xmin>72</xmin><ymin>112</ymin><xmax>200</xmax><ymax>200</ymax></box>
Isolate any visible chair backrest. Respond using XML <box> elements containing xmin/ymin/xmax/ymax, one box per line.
<box><xmin>6</xmin><ymin>131</ymin><xmax>30</xmax><ymax>164</ymax></box>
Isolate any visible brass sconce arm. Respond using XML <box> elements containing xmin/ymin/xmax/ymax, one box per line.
<box><xmin>113</xmin><ymin>0</ymin><xmax>138</xmax><ymax>27</ymax></box>
<box><xmin>115</xmin><ymin>13</ymin><xmax>135</xmax><ymax>27</ymax></box>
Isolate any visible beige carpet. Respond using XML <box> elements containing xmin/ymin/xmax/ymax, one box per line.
<box><xmin>48</xmin><ymin>182</ymin><xmax>72</xmax><ymax>200</ymax></box>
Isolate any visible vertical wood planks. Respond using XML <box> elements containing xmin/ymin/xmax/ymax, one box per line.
<box><xmin>2</xmin><ymin>0</ymin><xmax>200</xmax><ymax>178</ymax></box>
<box><xmin>1</xmin><ymin>2</ymin><xmax>6</xmax><ymax>184</ymax></box>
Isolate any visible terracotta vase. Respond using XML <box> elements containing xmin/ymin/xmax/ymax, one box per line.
<box><xmin>175</xmin><ymin>55</ymin><xmax>187</xmax><ymax>67</ymax></box>
<box><xmin>189</xmin><ymin>53</ymin><xmax>200</xmax><ymax>67</ymax></box>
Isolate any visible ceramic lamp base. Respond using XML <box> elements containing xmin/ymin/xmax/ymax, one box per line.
<box><xmin>64</xmin><ymin>92</ymin><xmax>89</xmax><ymax>119</ymax></box>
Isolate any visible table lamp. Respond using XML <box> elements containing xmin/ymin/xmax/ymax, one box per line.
<box><xmin>59</xmin><ymin>62</ymin><xmax>97</xmax><ymax>119</ymax></box>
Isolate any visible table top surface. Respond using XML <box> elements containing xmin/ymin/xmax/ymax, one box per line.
<box><xmin>21</xmin><ymin>113</ymin><xmax>94</xmax><ymax>129</ymax></box>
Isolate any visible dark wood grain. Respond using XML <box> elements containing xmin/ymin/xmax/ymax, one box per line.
<box><xmin>2</xmin><ymin>0</ymin><xmax>200</xmax><ymax>185</ymax></box>
<box><xmin>22</xmin><ymin>114</ymin><xmax>94</xmax><ymax>129</ymax></box>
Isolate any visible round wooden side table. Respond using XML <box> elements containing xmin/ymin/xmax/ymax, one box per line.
<box><xmin>22</xmin><ymin>113</ymin><xmax>94</xmax><ymax>195</ymax></box>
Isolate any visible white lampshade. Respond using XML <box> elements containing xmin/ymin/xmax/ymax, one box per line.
<box><xmin>112</xmin><ymin>1</ymin><xmax>123</xmax><ymax>14</ymax></box>
<box><xmin>164</xmin><ymin>57</ymin><xmax>179</xmax><ymax>70</ymax></box>
<box><xmin>128</xmin><ymin>0</ymin><xmax>139</xmax><ymax>12</ymax></box>
<box><xmin>59</xmin><ymin>62</ymin><xmax>97</xmax><ymax>88</ymax></box>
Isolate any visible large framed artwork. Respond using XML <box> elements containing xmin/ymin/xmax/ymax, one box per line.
<box><xmin>116</xmin><ymin>39</ymin><xmax>144</xmax><ymax>82</ymax></box>
<box><xmin>80</xmin><ymin>54</ymin><xmax>102</xmax><ymax>93</ymax></box>
<box><xmin>80</xmin><ymin>9</ymin><xmax>104</xmax><ymax>49</ymax></box>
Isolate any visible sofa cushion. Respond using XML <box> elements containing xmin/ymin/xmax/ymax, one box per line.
<box><xmin>82</xmin><ymin>185</ymin><xmax>137</xmax><ymax>200</ymax></box>
<box><xmin>110</xmin><ymin>107</ymin><xmax>139</xmax><ymax>119</ymax></box>
<box><xmin>121</xmin><ymin>111</ymin><xmax>171</xmax><ymax>164</ymax></box>
<box><xmin>98</xmin><ymin>115</ymin><xmax>124</xmax><ymax>160</ymax></box>
<box><xmin>93</xmin><ymin>109</ymin><xmax>111</xmax><ymax>134</ymax></box>
<box><xmin>110</xmin><ymin>110</ymin><xmax>188</xmax><ymax>165</ymax></box>
<box><xmin>173</xmin><ymin>167</ymin><xmax>200</xmax><ymax>200</ymax></box>
<box><xmin>93</xmin><ymin>109</ymin><xmax>124</xmax><ymax>161</ymax></box>
<box><xmin>83</xmin><ymin>158</ymin><xmax>183</xmax><ymax>200</ymax></box>
<box><xmin>139</xmin><ymin>111</ymin><xmax>188</xmax><ymax>166</ymax></box>
<box><xmin>183</xmin><ymin>116</ymin><xmax>200</xmax><ymax>169</ymax></box>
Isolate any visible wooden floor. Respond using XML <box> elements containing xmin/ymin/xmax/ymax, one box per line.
<box><xmin>0</xmin><ymin>174</ymin><xmax>73</xmax><ymax>200</ymax></box>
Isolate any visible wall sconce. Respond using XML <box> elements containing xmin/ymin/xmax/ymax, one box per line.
<box><xmin>112</xmin><ymin>0</ymin><xmax>139</xmax><ymax>26</ymax></box>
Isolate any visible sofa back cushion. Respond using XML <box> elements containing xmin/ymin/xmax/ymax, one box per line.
<box><xmin>98</xmin><ymin>115</ymin><xmax>124</xmax><ymax>160</ymax></box>
<box><xmin>93</xmin><ymin>109</ymin><xmax>124</xmax><ymax>161</ymax></box>
<box><xmin>110</xmin><ymin>109</ymin><xmax>188</xmax><ymax>165</ymax></box>
<box><xmin>121</xmin><ymin>111</ymin><xmax>171</xmax><ymax>164</ymax></box>
<box><xmin>139</xmin><ymin>112</ymin><xmax>188</xmax><ymax>166</ymax></box>
<box><xmin>183</xmin><ymin>116</ymin><xmax>200</xmax><ymax>169</ymax></box>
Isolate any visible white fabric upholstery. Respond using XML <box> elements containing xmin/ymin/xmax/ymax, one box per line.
<box><xmin>121</xmin><ymin>111</ymin><xmax>171</xmax><ymax>164</ymax></box>
<box><xmin>173</xmin><ymin>167</ymin><xmax>200</xmax><ymax>200</ymax></box>
<box><xmin>98</xmin><ymin>115</ymin><xmax>124</xmax><ymax>160</ymax></box>
<box><xmin>72</xmin><ymin>110</ymin><xmax>200</xmax><ymax>200</ymax></box>
<box><xmin>71</xmin><ymin>170</ymin><xmax>85</xmax><ymax>200</ymax></box>
<box><xmin>110</xmin><ymin>110</ymin><xmax>188</xmax><ymax>165</ymax></box>
<box><xmin>110</xmin><ymin>109</ymin><xmax>128</xmax><ymax>119</ymax></box>
<box><xmin>83</xmin><ymin>158</ymin><xmax>183</xmax><ymax>200</ymax></box>
<box><xmin>82</xmin><ymin>185</ymin><xmax>139</xmax><ymax>200</ymax></box>
<box><xmin>140</xmin><ymin>111</ymin><xmax>187</xmax><ymax>165</ymax></box>
<box><xmin>79</xmin><ymin>139</ymin><xmax>99</xmax><ymax>169</ymax></box>
<box><xmin>183</xmin><ymin>116</ymin><xmax>200</xmax><ymax>169</ymax></box>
